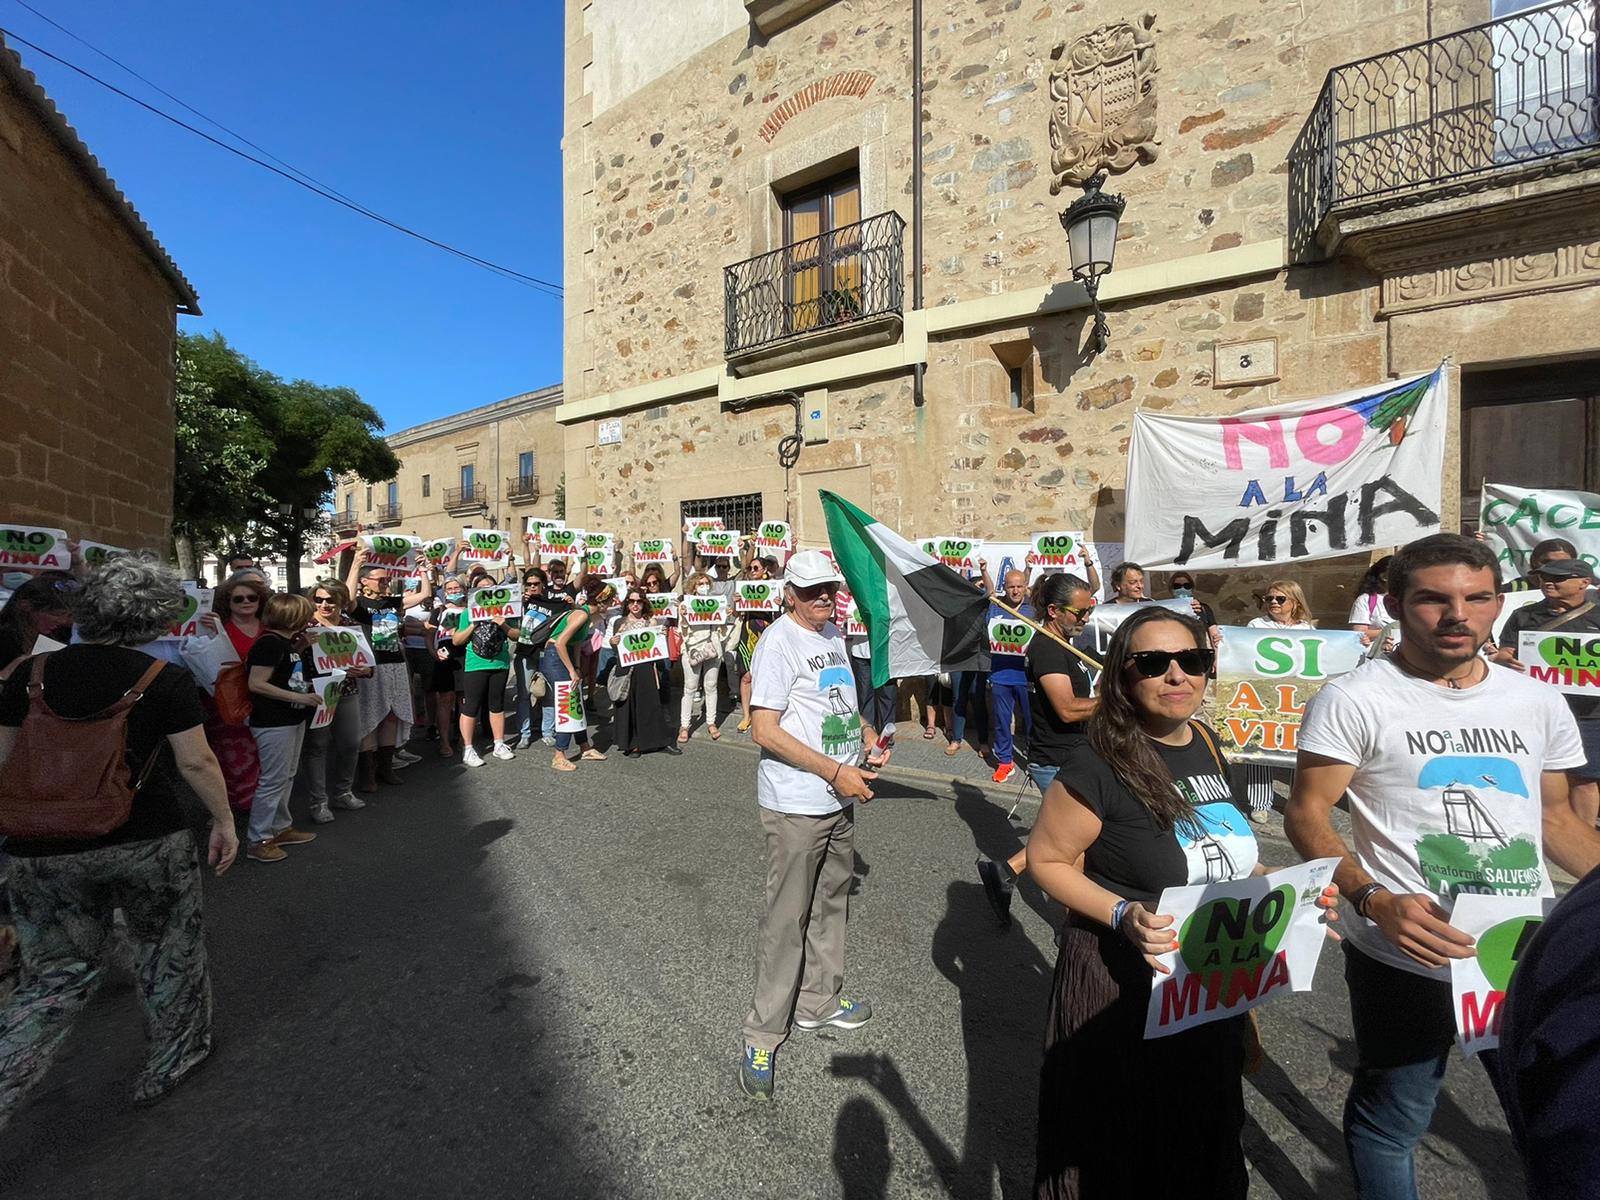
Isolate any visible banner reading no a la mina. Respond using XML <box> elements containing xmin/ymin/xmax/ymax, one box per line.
<box><xmin>1125</xmin><ymin>368</ymin><xmax>1446</xmax><ymax>570</ymax></box>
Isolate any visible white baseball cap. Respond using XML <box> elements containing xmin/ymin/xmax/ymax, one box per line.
<box><xmin>784</xmin><ymin>549</ymin><xmax>844</xmax><ymax>587</ymax></box>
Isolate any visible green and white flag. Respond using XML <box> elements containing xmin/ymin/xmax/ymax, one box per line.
<box><xmin>821</xmin><ymin>491</ymin><xmax>990</xmax><ymax>688</ymax></box>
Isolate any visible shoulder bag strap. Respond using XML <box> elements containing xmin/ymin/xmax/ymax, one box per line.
<box><xmin>1188</xmin><ymin>719</ymin><xmax>1228</xmax><ymax>776</ymax></box>
<box><xmin>1533</xmin><ymin>600</ymin><xmax>1597</xmax><ymax>633</ymax></box>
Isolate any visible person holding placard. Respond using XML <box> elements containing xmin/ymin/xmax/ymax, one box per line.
<box><xmin>243</xmin><ymin>594</ymin><xmax>321</xmax><ymax>863</ymax></box>
<box><xmin>0</xmin><ymin>573</ymin><xmax>77</xmax><ymax>679</ymax></box>
<box><xmin>731</xmin><ymin>556</ymin><xmax>781</xmax><ymax>734</ymax></box>
<box><xmin>512</xmin><ymin>567</ymin><xmax>569</xmax><ymax>750</ymax></box>
<box><xmin>1286</xmin><ymin>534</ymin><xmax>1600</xmax><ymax>1200</ymax></box>
<box><xmin>294</xmin><ymin>581</ymin><xmax>370</xmax><ymax>823</ymax></box>
<box><xmin>442</xmin><ymin>584</ymin><xmax>521</xmax><ymax>768</ymax></box>
<box><xmin>346</xmin><ymin>549</ymin><xmax>432</xmax><ymax>790</ymax></box>
<box><xmin>1025</xmin><ymin>606</ymin><xmax>1275</xmax><ymax>1198</ymax></box>
<box><xmin>542</xmin><ymin>579</ymin><xmax>614</xmax><ymax>772</ymax></box>
<box><xmin>609</xmin><ymin>590</ymin><xmax>677</xmax><ymax>758</ymax></box>
<box><xmin>1166</xmin><ymin>570</ymin><xmax>1221</xmax><ymax>648</ymax></box>
<box><xmin>945</xmin><ymin>560</ymin><xmax>994</xmax><ymax>761</ymax></box>
<box><xmin>986</xmin><ymin>570</ymin><xmax>1034</xmax><ymax>784</ymax></box>
<box><xmin>204</xmin><ymin>574</ymin><xmax>270</xmax><ymax>813</ymax></box>
<box><xmin>428</xmin><ymin>580</ymin><xmax>469</xmax><ymax>757</ymax></box>
<box><xmin>678</xmin><ymin>572</ymin><xmax>728</xmax><ymax>743</ymax></box>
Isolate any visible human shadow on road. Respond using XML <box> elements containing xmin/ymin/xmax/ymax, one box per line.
<box><xmin>831</xmin><ymin>877</ymin><xmax>1051</xmax><ymax>1198</ymax></box>
<box><xmin>0</xmin><ymin>757</ymin><xmax>622</xmax><ymax>1199</ymax></box>
<box><xmin>1241</xmin><ymin>1047</ymin><xmax>1354</xmax><ymax>1200</ymax></box>
<box><xmin>949</xmin><ymin>781</ymin><xmax>1057</xmax><ymax>929</ymax></box>
<box><xmin>834</xmin><ymin>1095</ymin><xmax>893</xmax><ymax>1200</ymax></box>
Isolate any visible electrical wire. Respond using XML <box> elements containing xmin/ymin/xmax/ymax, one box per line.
<box><xmin>0</xmin><ymin>21</ymin><xmax>563</xmax><ymax>297</ymax></box>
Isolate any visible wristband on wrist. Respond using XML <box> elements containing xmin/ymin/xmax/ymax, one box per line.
<box><xmin>831</xmin><ymin>761</ymin><xmax>843</xmax><ymax>784</ymax></box>
<box><xmin>1350</xmin><ymin>882</ymin><xmax>1388</xmax><ymax>919</ymax></box>
<box><xmin>1110</xmin><ymin>898</ymin><xmax>1131</xmax><ymax>932</ymax></box>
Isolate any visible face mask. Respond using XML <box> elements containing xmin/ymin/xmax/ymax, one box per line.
<box><xmin>695</xmin><ymin>584</ymin><xmax>711</xmax><ymax>595</ymax></box>
<box><xmin>445</xmin><ymin>594</ymin><xmax>465</xmax><ymax>606</ymax></box>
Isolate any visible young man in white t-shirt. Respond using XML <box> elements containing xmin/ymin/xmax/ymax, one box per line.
<box><xmin>1287</xmin><ymin>533</ymin><xmax>1599</xmax><ymax>1200</ymax></box>
<box><xmin>738</xmin><ymin>550</ymin><xmax>889</xmax><ymax>1100</ymax></box>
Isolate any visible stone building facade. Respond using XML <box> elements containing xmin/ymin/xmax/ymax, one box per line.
<box><xmin>560</xmin><ymin>0</ymin><xmax>1600</xmax><ymax>622</ymax></box>
<box><xmin>0</xmin><ymin>36</ymin><xmax>199</xmax><ymax>550</ymax></box>
<box><xmin>334</xmin><ymin>384</ymin><xmax>565</xmax><ymax>550</ymax></box>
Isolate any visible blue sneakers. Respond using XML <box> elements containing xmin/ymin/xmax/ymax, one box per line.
<box><xmin>793</xmin><ymin>997</ymin><xmax>873</xmax><ymax>1031</ymax></box>
<box><xmin>740</xmin><ymin>1043</ymin><xmax>775</xmax><ymax>1100</ymax></box>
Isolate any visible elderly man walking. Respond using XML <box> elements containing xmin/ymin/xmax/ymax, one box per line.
<box><xmin>739</xmin><ymin>550</ymin><xmax>889</xmax><ymax>1100</ymax></box>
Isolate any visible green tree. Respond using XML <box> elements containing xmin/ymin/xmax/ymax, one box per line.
<box><xmin>171</xmin><ymin>351</ymin><xmax>267</xmax><ymax>578</ymax></box>
<box><xmin>176</xmin><ymin>332</ymin><xmax>399</xmax><ymax>589</ymax></box>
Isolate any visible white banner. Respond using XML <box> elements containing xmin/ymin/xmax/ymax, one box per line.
<box><xmin>468</xmin><ymin>586</ymin><xmax>522</xmax><ymax>623</ymax></box>
<box><xmin>309</xmin><ymin>671</ymin><xmax>347</xmax><ymax>730</ymax></box>
<box><xmin>311</xmin><ymin>626</ymin><xmax>376</xmax><ymax>673</ymax></box>
<box><xmin>1125</xmin><ymin>368</ymin><xmax>1446</xmax><ymax>569</ymax></box>
<box><xmin>1075</xmin><ymin>598</ymin><xmax>1192</xmax><ymax>661</ymax></box>
<box><xmin>1448</xmin><ymin>893</ymin><xmax>1547</xmax><ymax>1055</ymax></box>
<box><xmin>1145</xmin><ymin>858</ymin><xmax>1340</xmax><ymax>1040</ymax></box>
<box><xmin>1479</xmin><ymin>483</ymin><xmax>1600</xmax><ymax>577</ymax></box>
<box><xmin>1518</xmin><ymin>631</ymin><xmax>1600</xmax><ymax>696</ymax></box>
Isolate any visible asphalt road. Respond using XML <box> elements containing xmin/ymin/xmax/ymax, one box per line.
<box><xmin>0</xmin><ymin>733</ymin><xmax>1527</xmax><ymax>1199</ymax></box>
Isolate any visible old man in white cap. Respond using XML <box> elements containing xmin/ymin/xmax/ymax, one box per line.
<box><xmin>738</xmin><ymin>548</ymin><xmax>890</xmax><ymax>1100</ymax></box>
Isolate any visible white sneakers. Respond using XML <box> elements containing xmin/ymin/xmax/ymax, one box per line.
<box><xmin>462</xmin><ymin>746</ymin><xmax>485</xmax><ymax>768</ymax></box>
<box><xmin>462</xmin><ymin>743</ymin><xmax>515</xmax><ymax>767</ymax></box>
<box><xmin>491</xmin><ymin>742</ymin><xmax>516</xmax><ymax>761</ymax></box>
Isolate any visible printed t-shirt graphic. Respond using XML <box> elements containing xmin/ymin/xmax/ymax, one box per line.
<box><xmin>1298</xmin><ymin>657</ymin><xmax>1585</xmax><ymax>979</ymax></box>
<box><xmin>749</xmin><ymin>617</ymin><xmax>863</xmax><ymax>816</ymax></box>
<box><xmin>1173</xmin><ymin>773</ymin><xmax>1260</xmax><ymax>885</ymax></box>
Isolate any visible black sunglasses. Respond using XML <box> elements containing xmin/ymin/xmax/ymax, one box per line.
<box><xmin>1127</xmin><ymin>648</ymin><xmax>1214</xmax><ymax>678</ymax></box>
<box><xmin>313</xmin><ymin>595</ymin><xmax>338</xmax><ymax>605</ymax></box>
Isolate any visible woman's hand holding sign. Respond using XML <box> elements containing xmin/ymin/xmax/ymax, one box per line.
<box><xmin>1118</xmin><ymin>901</ymin><xmax>1179</xmax><ymax>974</ymax></box>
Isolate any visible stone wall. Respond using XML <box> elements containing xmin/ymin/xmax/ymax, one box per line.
<box><xmin>0</xmin><ymin>70</ymin><xmax>181</xmax><ymax>550</ymax></box>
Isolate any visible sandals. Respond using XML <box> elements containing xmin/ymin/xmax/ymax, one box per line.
<box><xmin>580</xmin><ymin>749</ymin><xmax>606</xmax><ymax>762</ymax></box>
<box><xmin>923</xmin><ymin>727</ymin><xmax>936</xmax><ymax>740</ymax></box>
<box><xmin>944</xmin><ymin>741</ymin><xmax>962</xmax><ymax>756</ymax></box>
<box><xmin>678</xmin><ymin>728</ymin><xmax>690</xmax><ymax>744</ymax></box>
<box><xmin>709</xmin><ymin>725</ymin><xmax>721</xmax><ymax>741</ymax></box>
<box><xmin>737</xmin><ymin>717</ymin><xmax>752</xmax><ymax>733</ymax></box>
<box><xmin>551</xmin><ymin>754</ymin><xmax>577</xmax><ymax>772</ymax></box>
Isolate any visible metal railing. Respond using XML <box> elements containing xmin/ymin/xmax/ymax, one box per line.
<box><xmin>444</xmin><ymin>484</ymin><xmax>485</xmax><ymax>510</ymax></box>
<box><xmin>505</xmin><ymin>475</ymin><xmax>539</xmax><ymax>502</ymax></box>
<box><xmin>375</xmin><ymin>502</ymin><xmax>402</xmax><ymax>523</ymax></box>
<box><xmin>332</xmin><ymin>508</ymin><xmax>359</xmax><ymax>532</ymax></box>
<box><xmin>1290</xmin><ymin>0</ymin><xmax>1599</xmax><ymax>255</ymax></box>
<box><xmin>724</xmin><ymin>211</ymin><xmax>905</xmax><ymax>356</ymax></box>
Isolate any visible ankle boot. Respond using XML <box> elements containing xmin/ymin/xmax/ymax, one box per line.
<box><xmin>375</xmin><ymin>746</ymin><xmax>404</xmax><ymax>785</ymax></box>
<box><xmin>356</xmin><ymin>750</ymin><xmax>378</xmax><ymax>793</ymax></box>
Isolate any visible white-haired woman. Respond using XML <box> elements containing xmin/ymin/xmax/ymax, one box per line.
<box><xmin>0</xmin><ymin>554</ymin><xmax>238</xmax><ymax>1130</ymax></box>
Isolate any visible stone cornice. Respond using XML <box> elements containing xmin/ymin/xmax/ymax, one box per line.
<box><xmin>386</xmin><ymin>384</ymin><xmax>563</xmax><ymax>448</ymax></box>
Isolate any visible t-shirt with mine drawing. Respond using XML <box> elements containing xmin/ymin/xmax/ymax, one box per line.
<box><xmin>1298</xmin><ymin>656</ymin><xmax>1585</xmax><ymax>980</ymax></box>
<box><xmin>749</xmin><ymin>615</ymin><xmax>864</xmax><ymax>816</ymax></box>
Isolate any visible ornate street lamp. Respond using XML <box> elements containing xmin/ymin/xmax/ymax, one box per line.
<box><xmin>1060</xmin><ymin>171</ymin><xmax>1126</xmax><ymax>355</ymax></box>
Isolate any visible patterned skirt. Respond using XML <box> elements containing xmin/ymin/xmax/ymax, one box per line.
<box><xmin>355</xmin><ymin>661</ymin><xmax>413</xmax><ymax>738</ymax></box>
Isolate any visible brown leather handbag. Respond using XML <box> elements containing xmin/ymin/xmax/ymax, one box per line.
<box><xmin>0</xmin><ymin>654</ymin><xmax>167</xmax><ymax>840</ymax></box>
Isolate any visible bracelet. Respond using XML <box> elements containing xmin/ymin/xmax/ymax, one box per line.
<box><xmin>831</xmin><ymin>761</ymin><xmax>843</xmax><ymax>784</ymax></box>
<box><xmin>1110</xmin><ymin>898</ymin><xmax>1131</xmax><ymax>932</ymax></box>
<box><xmin>1350</xmin><ymin>882</ymin><xmax>1388</xmax><ymax>919</ymax></box>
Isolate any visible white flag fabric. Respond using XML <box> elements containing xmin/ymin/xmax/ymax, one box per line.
<box><xmin>1479</xmin><ymin>483</ymin><xmax>1600</xmax><ymax>579</ymax></box>
<box><xmin>1125</xmin><ymin>368</ymin><xmax>1446</xmax><ymax>570</ymax></box>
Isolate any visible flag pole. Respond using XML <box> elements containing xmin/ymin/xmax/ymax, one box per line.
<box><xmin>988</xmin><ymin>597</ymin><xmax>1103</xmax><ymax>671</ymax></box>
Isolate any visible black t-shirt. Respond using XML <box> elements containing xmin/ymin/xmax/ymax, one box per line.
<box><xmin>1502</xmin><ymin>600</ymin><xmax>1600</xmax><ymax>720</ymax></box>
<box><xmin>356</xmin><ymin>595</ymin><xmax>407</xmax><ymax>664</ymax></box>
<box><xmin>246</xmin><ymin>632</ymin><xmax>314</xmax><ymax>727</ymax></box>
<box><xmin>1057</xmin><ymin>728</ymin><xmax>1256</xmax><ymax>905</ymax></box>
<box><xmin>517</xmin><ymin>596</ymin><xmax>572</xmax><ymax>659</ymax></box>
<box><xmin>1027</xmin><ymin>636</ymin><xmax>1093</xmax><ymax>767</ymax></box>
<box><xmin>0</xmin><ymin>645</ymin><xmax>205</xmax><ymax>857</ymax></box>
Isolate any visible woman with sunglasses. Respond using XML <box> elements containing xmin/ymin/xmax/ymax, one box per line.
<box><xmin>608</xmin><ymin>590</ymin><xmax>680</xmax><ymax>758</ymax></box>
<box><xmin>201</xmin><ymin>573</ymin><xmax>273</xmax><ymax>814</ymax></box>
<box><xmin>730</xmin><ymin>556</ymin><xmax>780</xmax><ymax>734</ymax></box>
<box><xmin>0</xmin><ymin>572</ymin><xmax>78</xmax><ymax>680</ymax></box>
<box><xmin>294</xmin><ymin>580</ymin><xmax>370</xmax><ymax>822</ymax></box>
<box><xmin>678</xmin><ymin>571</ymin><xmax>728</xmax><ymax>742</ymax></box>
<box><xmin>543</xmin><ymin>578</ymin><xmax>613</xmax><ymax>771</ymax></box>
<box><xmin>1026</xmin><ymin>606</ymin><xmax>1314</xmax><ymax>1199</ymax></box>
<box><xmin>1243</xmin><ymin>579</ymin><xmax>1314</xmax><ymax>824</ymax></box>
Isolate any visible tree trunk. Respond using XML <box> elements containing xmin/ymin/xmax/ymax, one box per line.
<box><xmin>174</xmin><ymin>533</ymin><xmax>196</xmax><ymax>581</ymax></box>
<box><xmin>286</xmin><ymin>523</ymin><xmax>304</xmax><ymax>593</ymax></box>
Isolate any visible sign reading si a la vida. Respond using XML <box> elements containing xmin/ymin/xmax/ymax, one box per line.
<box><xmin>735</xmin><ymin>581</ymin><xmax>781</xmax><ymax>614</ymax></box>
<box><xmin>0</xmin><ymin>525</ymin><xmax>70</xmax><ymax>570</ymax></box>
<box><xmin>683</xmin><ymin>594</ymin><xmax>730</xmax><ymax>626</ymax></box>
<box><xmin>469</xmin><ymin>587</ymin><xmax>522</xmax><ymax>623</ymax></box>
<box><xmin>633</xmin><ymin>539</ymin><xmax>673</xmax><ymax>564</ymax></box>
<box><xmin>1216</xmin><ymin>628</ymin><xmax>1367</xmax><ymax>765</ymax></box>
<box><xmin>1480</xmin><ymin>483</ymin><xmax>1600</xmax><ymax>575</ymax></box>
<box><xmin>1145</xmin><ymin>858</ymin><xmax>1339</xmax><ymax>1039</ymax></box>
<box><xmin>987</xmin><ymin>616</ymin><xmax>1037</xmax><ymax>657</ymax></box>
<box><xmin>1449</xmin><ymin>893</ymin><xmax>1547</xmax><ymax>1055</ymax></box>
<box><xmin>1519</xmin><ymin>631</ymin><xmax>1600</xmax><ymax>696</ymax></box>
<box><xmin>617</xmin><ymin>626</ymin><xmax>669</xmax><ymax>667</ymax></box>
<box><xmin>920</xmin><ymin>537</ymin><xmax>982</xmax><ymax>572</ymax></box>
<box><xmin>1125</xmin><ymin>368</ymin><xmax>1447</xmax><ymax>569</ymax></box>
<box><xmin>312</xmin><ymin>626</ymin><xmax>376</xmax><ymax>673</ymax></box>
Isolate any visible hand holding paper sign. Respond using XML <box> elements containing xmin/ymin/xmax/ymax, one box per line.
<box><xmin>1366</xmin><ymin>889</ymin><xmax>1476</xmax><ymax>969</ymax></box>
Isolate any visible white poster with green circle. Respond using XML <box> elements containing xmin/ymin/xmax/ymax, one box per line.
<box><xmin>1447</xmin><ymin>892</ymin><xmax>1547</xmax><ymax>1056</ymax></box>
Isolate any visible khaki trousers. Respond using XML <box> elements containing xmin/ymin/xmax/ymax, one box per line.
<box><xmin>743</xmin><ymin>803</ymin><xmax>855</xmax><ymax>1050</ymax></box>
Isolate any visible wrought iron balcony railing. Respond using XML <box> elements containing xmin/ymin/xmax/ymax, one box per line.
<box><xmin>376</xmin><ymin>502</ymin><xmax>402</xmax><ymax>523</ymax></box>
<box><xmin>505</xmin><ymin>475</ymin><xmax>539</xmax><ymax>502</ymax></box>
<box><xmin>724</xmin><ymin>211</ymin><xmax>905</xmax><ymax>357</ymax></box>
<box><xmin>444</xmin><ymin>484</ymin><xmax>486</xmax><ymax>511</ymax></box>
<box><xmin>1291</xmin><ymin>0</ymin><xmax>1599</xmax><ymax>256</ymax></box>
<box><xmin>332</xmin><ymin>508</ymin><xmax>360</xmax><ymax>532</ymax></box>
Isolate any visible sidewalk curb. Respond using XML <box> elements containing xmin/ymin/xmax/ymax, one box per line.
<box><xmin>693</xmin><ymin>734</ymin><xmax>1039</xmax><ymax>806</ymax></box>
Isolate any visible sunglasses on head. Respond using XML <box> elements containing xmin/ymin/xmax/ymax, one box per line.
<box><xmin>1126</xmin><ymin>648</ymin><xmax>1215</xmax><ymax>678</ymax></box>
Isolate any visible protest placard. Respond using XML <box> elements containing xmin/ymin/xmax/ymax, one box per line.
<box><xmin>753</xmin><ymin>521</ymin><xmax>793</xmax><ymax>557</ymax></box>
<box><xmin>469</xmin><ymin>586</ymin><xmax>522</xmax><ymax>623</ymax></box>
<box><xmin>697</xmin><ymin>529</ymin><xmax>740</xmax><ymax>558</ymax></box>
<box><xmin>1215</xmin><ymin>628</ymin><xmax>1368</xmax><ymax>765</ymax></box>
<box><xmin>735</xmin><ymin>581</ymin><xmax>782</xmax><ymax>614</ymax></box>
<box><xmin>583</xmin><ymin>532</ymin><xmax>612</xmax><ymax>550</ymax></box>
<box><xmin>582</xmin><ymin>543</ymin><xmax>614</xmax><ymax>570</ymax></box>
<box><xmin>79</xmin><ymin>540</ymin><xmax>129</xmax><ymax>569</ymax></box>
<box><xmin>0</xmin><ymin>525</ymin><xmax>70</xmax><ymax>570</ymax></box>
<box><xmin>420</xmin><ymin>537</ymin><xmax>456</xmax><ymax>565</ymax></box>
<box><xmin>919</xmin><ymin>537</ymin><xmax>983</xmax><ymax>573</ymax></box>
<box><xmin>683</xmin><ymin>594</ymin><xmax>730</xmax><ymax>626</ymax></box>
<box><xmin>1448</xmin><ymin>893</ymin><xmax>1547</xmax><ymax>1055</ymax></box>
<box><xmin>633</xmin><ymin>539</ymin><xmax>674</xmax><ymax>564</ymax></box>
<box><xmin>361</xmin><ymin>534</ymin><xmax>421</xmax><ymax>571</ymax></box>
<box><xmin>1126</xmin><ymin>368</ymin><xmax>1446</xmax><ymax>569</ymax></box>
<box><xmin>1026</xmin><ymin>532</ymin><xmax>1091</xmax><ymax>576</ymax></box>
<box><xmin>1518</xmin><ymin>631</ymin><xmax>1600</xmax><ymax>696</ymax></box>
<box><xmin>554</xmin><ymin>679</ymin><xmax>586</xmax><ymax>732</ymax></box>
<box><xmin>1480</xmin><ymin>483</ymin><xmax>1600</xmax><ymax>577</ymax></box>
<box><xmin>1145</xmin><ymin>858</ymin><xmax>1340</xmax><ymax>1040</ymax></box>
<box><xmin>603</xmin><ymin>578</ymin><xmax>630</xmax><ymax>603</ymax></box>
<box><xmin>460</xmin><ymin>528</ymin><xmax>512</xmax><ymax>571</ymax></box>
<box><xmin>1075</xmin><ymin>598</ymin><xmax>1191</xmax><ymax>660</ymax></box>
<box><xmin>645</xmin><ymin>592</ymin><xmax>676</xmax><ymax>619</ymax></box>
<box><xmin>309</xmin><ymin>671</ymin><xmax>347</xmax><ymax>731</ymax></box>
<box><xmin>161</xmin><ymin>583</ymin><xmax>214</xmax><ymax>640</ymax></box>
<box><xmin>617</xmin><ymin>626</ymin><xmax>670</xmax><ymax>667</ymax></box>
<box><xmin>539</xmin><ymin>527</ymin><xmax>585</xmax><ymax>560</ymax></box>
<box><xmin>685</xmin><ymin>516</ymin><xmax>724</xmax><ymax>543</ymax></box>
<box><xmin>836</xmin><ymin>587</ymin><xmax>867</xmax><ymax>637</ymax></box>
<box><xmin>987</xmin><ymin>615</ymin><xmax>1038</xmax><ymax>658</ymax></box>
<box><xmin>311</xmin><ymin>626</ymin><xmax>376</xmax><ymax>673</ymax></box>
<box><xmin>31</xmin><ymin>634</ymin><xmax>68</xmax><ymax>655</ymax></box>
<box><xmin>181</xmin><ymin>627</ymin><xmax>239</xmax><ymax>692</ymax></box>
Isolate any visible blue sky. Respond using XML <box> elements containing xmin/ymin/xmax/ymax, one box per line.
<box><xmin>3</xmin><ymin>0</ymin><xmax>565</xmax><ymax>434</ymax></box>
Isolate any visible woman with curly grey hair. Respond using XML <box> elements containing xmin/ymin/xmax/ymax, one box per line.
<box><xmin>0</xmin><ymin>554</ymin><xmax>238</xmax><ymax>1130</ymax></box>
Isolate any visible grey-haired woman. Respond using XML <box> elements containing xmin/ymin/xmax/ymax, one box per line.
<box><xmin>0</xmin><ymin>554</ymin><xmax>237</xmax><ymax>1130</ymax></box>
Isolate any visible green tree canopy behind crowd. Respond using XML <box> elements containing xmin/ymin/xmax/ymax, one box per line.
<box><xmin>174</xmin><ymin>331</ymin><xmax>398</xmax><ymax>588</ymax></box>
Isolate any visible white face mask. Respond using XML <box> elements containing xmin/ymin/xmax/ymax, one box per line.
<box><xmin>445</xmin><ymin>594</ymin><xmax>465</xmax><ymax>607</ymax></box>
<box><xmin>695</xmin><ymin>584</ymin><xmax>711</xmax><ymax>595</ymax></box>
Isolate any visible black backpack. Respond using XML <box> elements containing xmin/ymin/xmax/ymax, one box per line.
<box><xmin>470</xmin><ymin>621</ymin><xmax>508</xmax><ymax>660</ymax></box>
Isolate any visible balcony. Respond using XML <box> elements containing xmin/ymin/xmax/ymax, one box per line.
<box><xmin>505</xmin><ymin>475</ymin><xmax>540</xmax><ymax>504</ymax></box>
<box><xmin>1290</xmin><ymin>0</ymin><xmax>1600</xmax><ymax>263</ymax></box>
<box><xmin>724</xmin><ymin>210</ymin><xmax>905</xmax><ymax>376</ymax></box>
<box><xmin>444</xmin><ymin>484</ymin><xmax>486</xmax><ymax>514</ymax></box>
<box><xmin>331</xmin><ymin>508</ymin><xmax>360</xmax><ymax>535</ymax></box>
<box><xmin>375</xmin><ymin>502</ymin><xmax>402</xmax><ymax>525</ymax></box>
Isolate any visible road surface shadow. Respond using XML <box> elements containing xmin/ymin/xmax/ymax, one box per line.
<box><xmin>834</xmin><ymin>1094</ymin><xmax>893</xmax><ymax>1199</ymax></box>
<box><xmin>949</xmin><ymin>781</ymin><xmax>1058</xmax><ymax>929</ymax></box>
<box><xmin>0</xmin><ymin>761</ymin><xmax>622</xmax><ymax>1198</ymax></box>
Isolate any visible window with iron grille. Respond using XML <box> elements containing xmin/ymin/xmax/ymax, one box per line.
<box><xmin>421</xmin><ymin>474</ymin><xmax>430</xmax><ymax>498</ymax></box>
<box><xmin>680</xmin><ymin>493</ymin><xmax>764</xmax><ymax>537</ymax></box>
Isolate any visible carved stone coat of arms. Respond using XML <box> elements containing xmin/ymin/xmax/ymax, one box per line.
<box><xmin>1049</xmin><ymin>13</ymin><xmax>1160</xmax><ymax>193</ymax></box>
